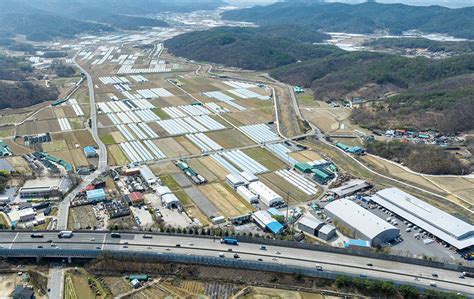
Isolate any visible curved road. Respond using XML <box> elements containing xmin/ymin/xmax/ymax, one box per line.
<box><xmin>0</xmin><ymin>232</ymin><xmax>472</xmax><ymax>295</ymax></box>
<box><xmin>56</xmin><ymin>57</ymin><xmax>109</xmax><ymax>231</ymax></box>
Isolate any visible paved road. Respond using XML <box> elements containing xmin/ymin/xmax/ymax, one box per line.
<box><xmin>47</xmin><ymin>265</ymin><xmax>64</xmax><ymax>299</ymax></box>
<box><xmin>0</xmin><ymin>232</ymin><xmax>472</xmax><ymax>295</ymax></box>
<box><xmin>56</xmin><ymin>56</ymin><xmax>109</xmax><ymax>231</ymax></box>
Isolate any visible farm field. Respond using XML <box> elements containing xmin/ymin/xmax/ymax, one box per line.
<box><xmin>423</xmin><ymin>176</ymin><xmax>474</xmax><ymax>205</ymax></box>
<box><xmin>243</xmin><ymin>147</ymin><xmax>287</xmax><ymax>171</ymax></box>
<box><xmin>224</xmin><ymin>110</ymin><xmax>273</xmax><ymax>126</ymax></box>
<box><xmin>289</xmin><ymin>150</ymin><xmax>323</xmax><ymax>163</ymax></box>
<box><xmin>205</xmin><ymin>129</ymin><xmax>255</xmax><ymax>149</ymax></box>
<box><xmin>64</xmin><ymin>269</ymin><xmax>109</xmax><ymax>299</ymax></box>
<box><xmin>0</xmin><ymin>125</ymin><xmax>15</xmax><ymax>138</ymax></box>
<box><xmin>52</xmin><ymin>130</ymin><xmax>96</xmax><ymax>149</ymax></box>
<box><xmin>243</xmin><ymin>286</ymin><xmax>325</xmax><ymax>299</ymax></box>
<box><xmin>155</xmin><ymin>137</ymin><xmax>194</xmax><ymax>158</ymax></box>
<box><xmin>5</xmin><ymin>156</ymin><xmax>31</xmax><ymax>173</ymax></box>
<box><xmin>0</xmin><ymin>112</ymin><xmax>30</xmax><ymax>125</ymax></box>
<box><xmin>260</xmin><ymin>172</ymin><xmax>315</xmax><ymax>204</ymax></box>
<box><xmin>107</xmin><ymin>144</ymin><xmax>129</xmax><ymax>166</ymax></box>
<box><xmin>42</xmin><ymin>140</ymin><xmax>68</xmax><ymax>152</ymax></box>
<box><xmin>17</xmin><ymin>119</ymin><xmax>61</xmax><ymax>135</ymax></box>
<box><xmin>199</xmin><ymin>183</ymin><xmax>252</xmax><ymax>218</ymax></box>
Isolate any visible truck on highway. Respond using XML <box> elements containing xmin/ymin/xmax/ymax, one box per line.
<box><xmin>58</xmin><ymin>231</ymin><xmax>73</xmax><ymax>238</ymax></box>
<box><xmin>462</xmin><ymin>271</ymin><xmax>474</xmax><ymax>278</ymax></box>
<box><xmin>30</xmin><ymin>233</ymin><xmax>44</xmax><ymax>238</ymax></box>
<box><xmin>220</xmin><ymin>237</ymin><xmax>238</xmax><ymax>245</ymax></box>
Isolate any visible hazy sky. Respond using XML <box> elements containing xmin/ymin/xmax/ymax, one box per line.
<box><xmin>226</xmin><ymin>0</ymin><xmax>474</xmax><ymax>8</ymax></box>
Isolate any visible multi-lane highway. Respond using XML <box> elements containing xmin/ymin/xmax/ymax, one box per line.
<box><xmin>0</xmin><ymin>231</ymin><xmax>472</xmax><ymax>295</ymax></box>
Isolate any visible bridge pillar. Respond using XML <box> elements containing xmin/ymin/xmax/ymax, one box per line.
<box><xmin>36</xmin><ymin>256</ymin><xmax>41</xmax><ymax>263</ymax></box>
<box><xmin>68</xmin><ymin>256</ymin><xmax>72</xmax><ymax>264</ymax></box>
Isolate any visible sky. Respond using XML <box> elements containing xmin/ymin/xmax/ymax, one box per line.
<box><xmin>225</xmin><ymin>0</ymin><xmax>474</xmax><ymax>8</ymax></box>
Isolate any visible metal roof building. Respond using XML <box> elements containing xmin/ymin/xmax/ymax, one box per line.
<box><xmin>371</xmin><ymin>188</ymin><xmax>474</xmax><ymax>250</ymax></box>
<box><xmin>325</xmin><ymin>198</ymin><xmax>399</xmax><ymax>246</ymax></box>
<box><xmin>86</xmin><ymin>188</ymin><xmax>107</xmax><ymax>203</ymax></box>
<box><xmin>330</xmin><ymin>179</ymin><xmax>371</xmax><ymax>198</ymax></box>
<box><xmin>139</xmin><ymin>165</ymin><xmax>157</xmax><ymax>185</ymax></box>
<box><xmin>252</xmin><ymin>210</ymin><xmax>284</xmax><ymax>235</ymax></box>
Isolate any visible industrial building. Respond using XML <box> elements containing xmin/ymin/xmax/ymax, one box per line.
<box><xmin>0</xmin><ymin>140</ymin><xmax>12</xmax><ymax>157</ymax></box>
<box><xmin>298</xmin><ymin>214</ymin><xmax>336</xmax><ymax>241</ymax></box>
<box><xmin>8</xmin><ymin>208</ymin><xmax>36</xmax><ymax>223</ymax></box>
<box><xmin>298</xmin><ymin>215</ymin><xmax>325</xmax><ymax>235</ymax></box>
<box><xmin>319</xmin><ymin>224</ymin><xmax>337</xmax><ymax>241</ymax></box>
<box><xmin>162</xmin><ymin>193</ymin><xmax>180</xmax><ymax>209</ymax></box>
<box><xmin>125</xmin><ymin>192</ymin><xmax>144</xmax><ymax>206</ymax></box>
<box><xmin>156</xmin><ymin>186</ymin><xmax>172</xmax><ymax>199</ymax></box>
<box><xmin>370</xmin><ymin>188</ymin><xmax>474</xmax><ymax>250</ymax></box>
<box><xmin>139</xmin><ymin>165</ymin><xmax>157</xmax><ymax>185</ymax></box>
<box><xmin>248</xmin><ymin>181</ymin><xmax>284</xmax><ymax>207</ymax></box>
<box><xmin>330</xmin><ymin>179</ymin><xmax>371</xmax><ymax>198</ymax></box>
<box><xmin>252</xmin><ymin>210</ymin><xmax>284</xmax><ymax>235</ymax></box>
<box><xmin>325</xmin><ymin>198</ymin><xmax>400</xmax><ymax>246</ymax></box>
<box><xmin>236</xmin><ymin>186</ymin><xmax>258</xmax><ymax>204</ymax></box>
<box><xmin>86</xmin><ymin>188</ymin><xmax>107</xmax><ymax>203</ymax></box>
<box><xmin>225</xmin><ymin>173</ymin><xmax>248</xmax><ymax>189</ymax></box>
<box><xmin>83</xmin><ymin>146</ymin><xmax>98</xmax><ymax>158</ymax></box>
<box><xmin>19</xmin><ymin>178</ymin><xmax>64</xmax><ymax>199</ymax></box>
<box><xmin>104</xmin><ymin>200</ymin><xmax>130</xmax><ymax>219</ymax></box>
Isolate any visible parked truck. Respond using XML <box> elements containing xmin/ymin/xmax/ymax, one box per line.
<box><xmin>220</xmin><ymin>237</ymin><xmax>238</xmax><ymax>245</ymax></box>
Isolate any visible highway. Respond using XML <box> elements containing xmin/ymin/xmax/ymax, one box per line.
<box><xmin>0</xmin><ymin>232</ymin><xmax>472</xmax><ymax>295</ymax></box>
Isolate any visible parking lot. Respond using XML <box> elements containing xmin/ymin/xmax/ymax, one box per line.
<box><xmin>130</xmin><ymin>206</ymin><xmax>153</xmax><ymax>228</ymax></box>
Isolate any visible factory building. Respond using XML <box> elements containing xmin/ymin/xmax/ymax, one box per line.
<box><xmin>330</xmin><ymin>179</ymin><xmax>371</xmax><ymax>198</ymax></box>
<box><xmin>319</xmin><ymin>224</ymin><xmax>337</xmax><ymax>241</ymax></box>
<box><xmin>8</xmin><ymin>208</ymin><xmax>36</xmax><ymax>223</ymax></box>
<box><xmin>325</xmin><ymin>198</ymin><xmax>400</xmax><ymax>247</ymax></box>
<box><xmin>248</xmin><ymin>181</ymin><xmax>284</xmax><ymax>207</ymax></box>
<box><xmin>252</xmin><ymin>210</ymin><xmax>284</xmax><ymax>235</ymax></box>
<box><xmin>371</xmin><ymin>188</ymin><xmax>474</xmax><ymax>250</ymax></box>
<box><xmin>125</xmin><ymin>192</ymin><xmax>144</xmax><ymax>206</ymax></box>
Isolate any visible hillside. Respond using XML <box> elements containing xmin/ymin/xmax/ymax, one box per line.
<box><xmin>363</xmin><ymin>38</ymin><xmax>474</xmax><ymax>54</ymax></box>
<box><xmin>165</xmin><ymin>26</ymin><xmax>333</xmax><ymax>70</ymax></box>
<box><xmin>222</xmin><ymin>2</ymin><xmax>474</xmax><ymax>39</ymax></box>
<box><xmin>0</xmin><ymin>0</ymin><xmax>221</xmax><ymax>41</ymax></box>
<box><xmin>0</xmin><ymin>55</ymin><xmax>59</xmax><ymax>109</ymax></box>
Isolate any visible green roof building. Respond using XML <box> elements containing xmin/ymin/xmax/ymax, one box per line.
<box><xmin>294</xmin><ymin>162</ymin><xmax>313</xmax><ymax>173</ymax></box>
<box><xmin>0</xmin><ymin>140</ymin><xmax>12</xmax><ymax>157</ymax></box>
<box><xmin>336</xmin><ymin>142</ymin><xmax>350</xmax><ymax>151</ymax></box>
<box><xmin>312</xmin><ymin>168</ymin><xmax>333</xmax><ymax>184</ymax></box>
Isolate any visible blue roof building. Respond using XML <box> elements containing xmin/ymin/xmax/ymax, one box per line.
<box><xmin>86</xmin><ymin>188</ymin><xmax>106</xmax><ymax>203</ymax></box>
<box><xmin>267</xmin><ymin>208</ymin><xmax>283</xmax><ymax>217</ymax></box>
<box><xmin>83</xmin><ymin>146</ymin><xmax>97</xmax><ymax>158</ymax></box>
<box><xmin>252</xmin><ymin>210</ymin><xmax>284</xmax><ymax>235</ymax></box>
<box><xmin>344</xmin><ymin>239</ymin><xmax>370</xmax><ymax>248</ymax></box>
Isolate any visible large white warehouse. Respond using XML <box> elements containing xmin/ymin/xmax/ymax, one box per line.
<box><xmin>371</xmin><ymin>188</ymin><xmax>474</xmax><ymax>250</ymax></box>
<box><xmin>325</xmin><ymin>198</ymin><xmax>400</xmax><ymax>247</ymax></box>
<box><xmin>248</xmin><ymin>181</ymin><xmax>284</xmax><ymax>207</ymax></box>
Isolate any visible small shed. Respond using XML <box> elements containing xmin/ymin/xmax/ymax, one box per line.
<box><xmin>83</xmin><ymin>146</ymin><xmax>97</xmax><ymax>158</ymax></box>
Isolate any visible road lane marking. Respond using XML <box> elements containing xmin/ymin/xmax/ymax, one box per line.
<box><xmin>9</xmin><ymin>232</ymin><xmax>19</xmax><ymax>249</ymax></box>
<box><xmin>101</xmin><ymin>233</ymin><xmax>107</xmax><ymax>250</ymax></box>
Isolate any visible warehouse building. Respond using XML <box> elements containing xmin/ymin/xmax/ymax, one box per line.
<box><xmin>225</xmin><ymin>173</ymin><xmax>248</xmax><ymax>189</ymax></box>
<box><xmin>370</xmin><ymin>188</ymin><xmax>474</xmax><ymax>250</ymax></box>
<box><xmin>252</xmin><ymin>210</ymin><xmax>284</xmax><ymax>235</ymax></box>
<box><xmin>298</xmin><ymin>215</ymin><xmax>325</xmax><ymax>235</ymax></box>
<box><xmin>162</xmin><ymin>193</ymin><xmax>180</xmax><ymax>209</ymax></box>
<box><xmin>298</xmin><ymin>214</ymin><xmax>336</xmax><ymax>241</ymax></box>
<box><xmin>125</xmin><ymin>192</ymin><xmax>144</xmax><ymax>206</ymax></box>
<box><xmin>240</xmin><ymin>171</ymin><xmax>259</xmax><ymax>183</ymax></box>
<box><xmin>139</xmin><ymin>165</ymin><xmax>157</xmax><ymax>185</ymax></box>
<box><xmin>325</xmin><ymin>198</ymin><xmax>400</xmax><ymax>246</ymax></box>
<box><xmin>330</xmin><ymin>179</ymin><xmax>371</xmax><ymax>198</ymax></box>
<box><xmin>19</xmin><ymin>178</ymin><xmax>64</xmax><ymax>199</ymax></box>
<box><xmin>86</xmin><ymin>188</ymin><xmax>107</xmax><ymax>203</ymax></box>
<box><xmin>83</xmin><ymin>146</ymin><xmax>97</xmax><ymax>158</ymax></box>
<box><xmin>8</xmin><ymin>208</ymin><xmax>36</xmax><ymax>223</ymax></box>
<box><xmin>248</xmin><ymin>181</ymin><xmax>284</xmax><ymax>207</ymax></box>
<box><xmin>236</xmin><ymin>186</ymin><xmax>258</xmax><ymax>204</ymax></box>
<box><xmin>319</xmin><ymin>224</ymin><xmax>337</xmax><ymax>241</ymax></box>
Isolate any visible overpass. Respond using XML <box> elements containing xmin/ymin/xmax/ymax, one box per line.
<box><xmin>0</xmin><ymin>231</ymin><xmax>472</xmax><ymax>296</ymax></box>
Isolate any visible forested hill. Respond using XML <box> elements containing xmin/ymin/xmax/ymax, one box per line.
<box><xmin>0</xmin><ymin>0</ymin><xmax>222</xmax><ymax>41</ymax></box>
<box><xmin>222</xmin><ymin>2</ymin><xmax>474</xmax><ymax>39</ymax></box>
<box><xmin>0</xmin><ymin>55</ymin><xmax>59</xmax><ymax>109</ymax></box>
<box><xmin>164</xmin><ymin>26</ymin><xmax>333</xmax><ymax>70</ymax></box>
